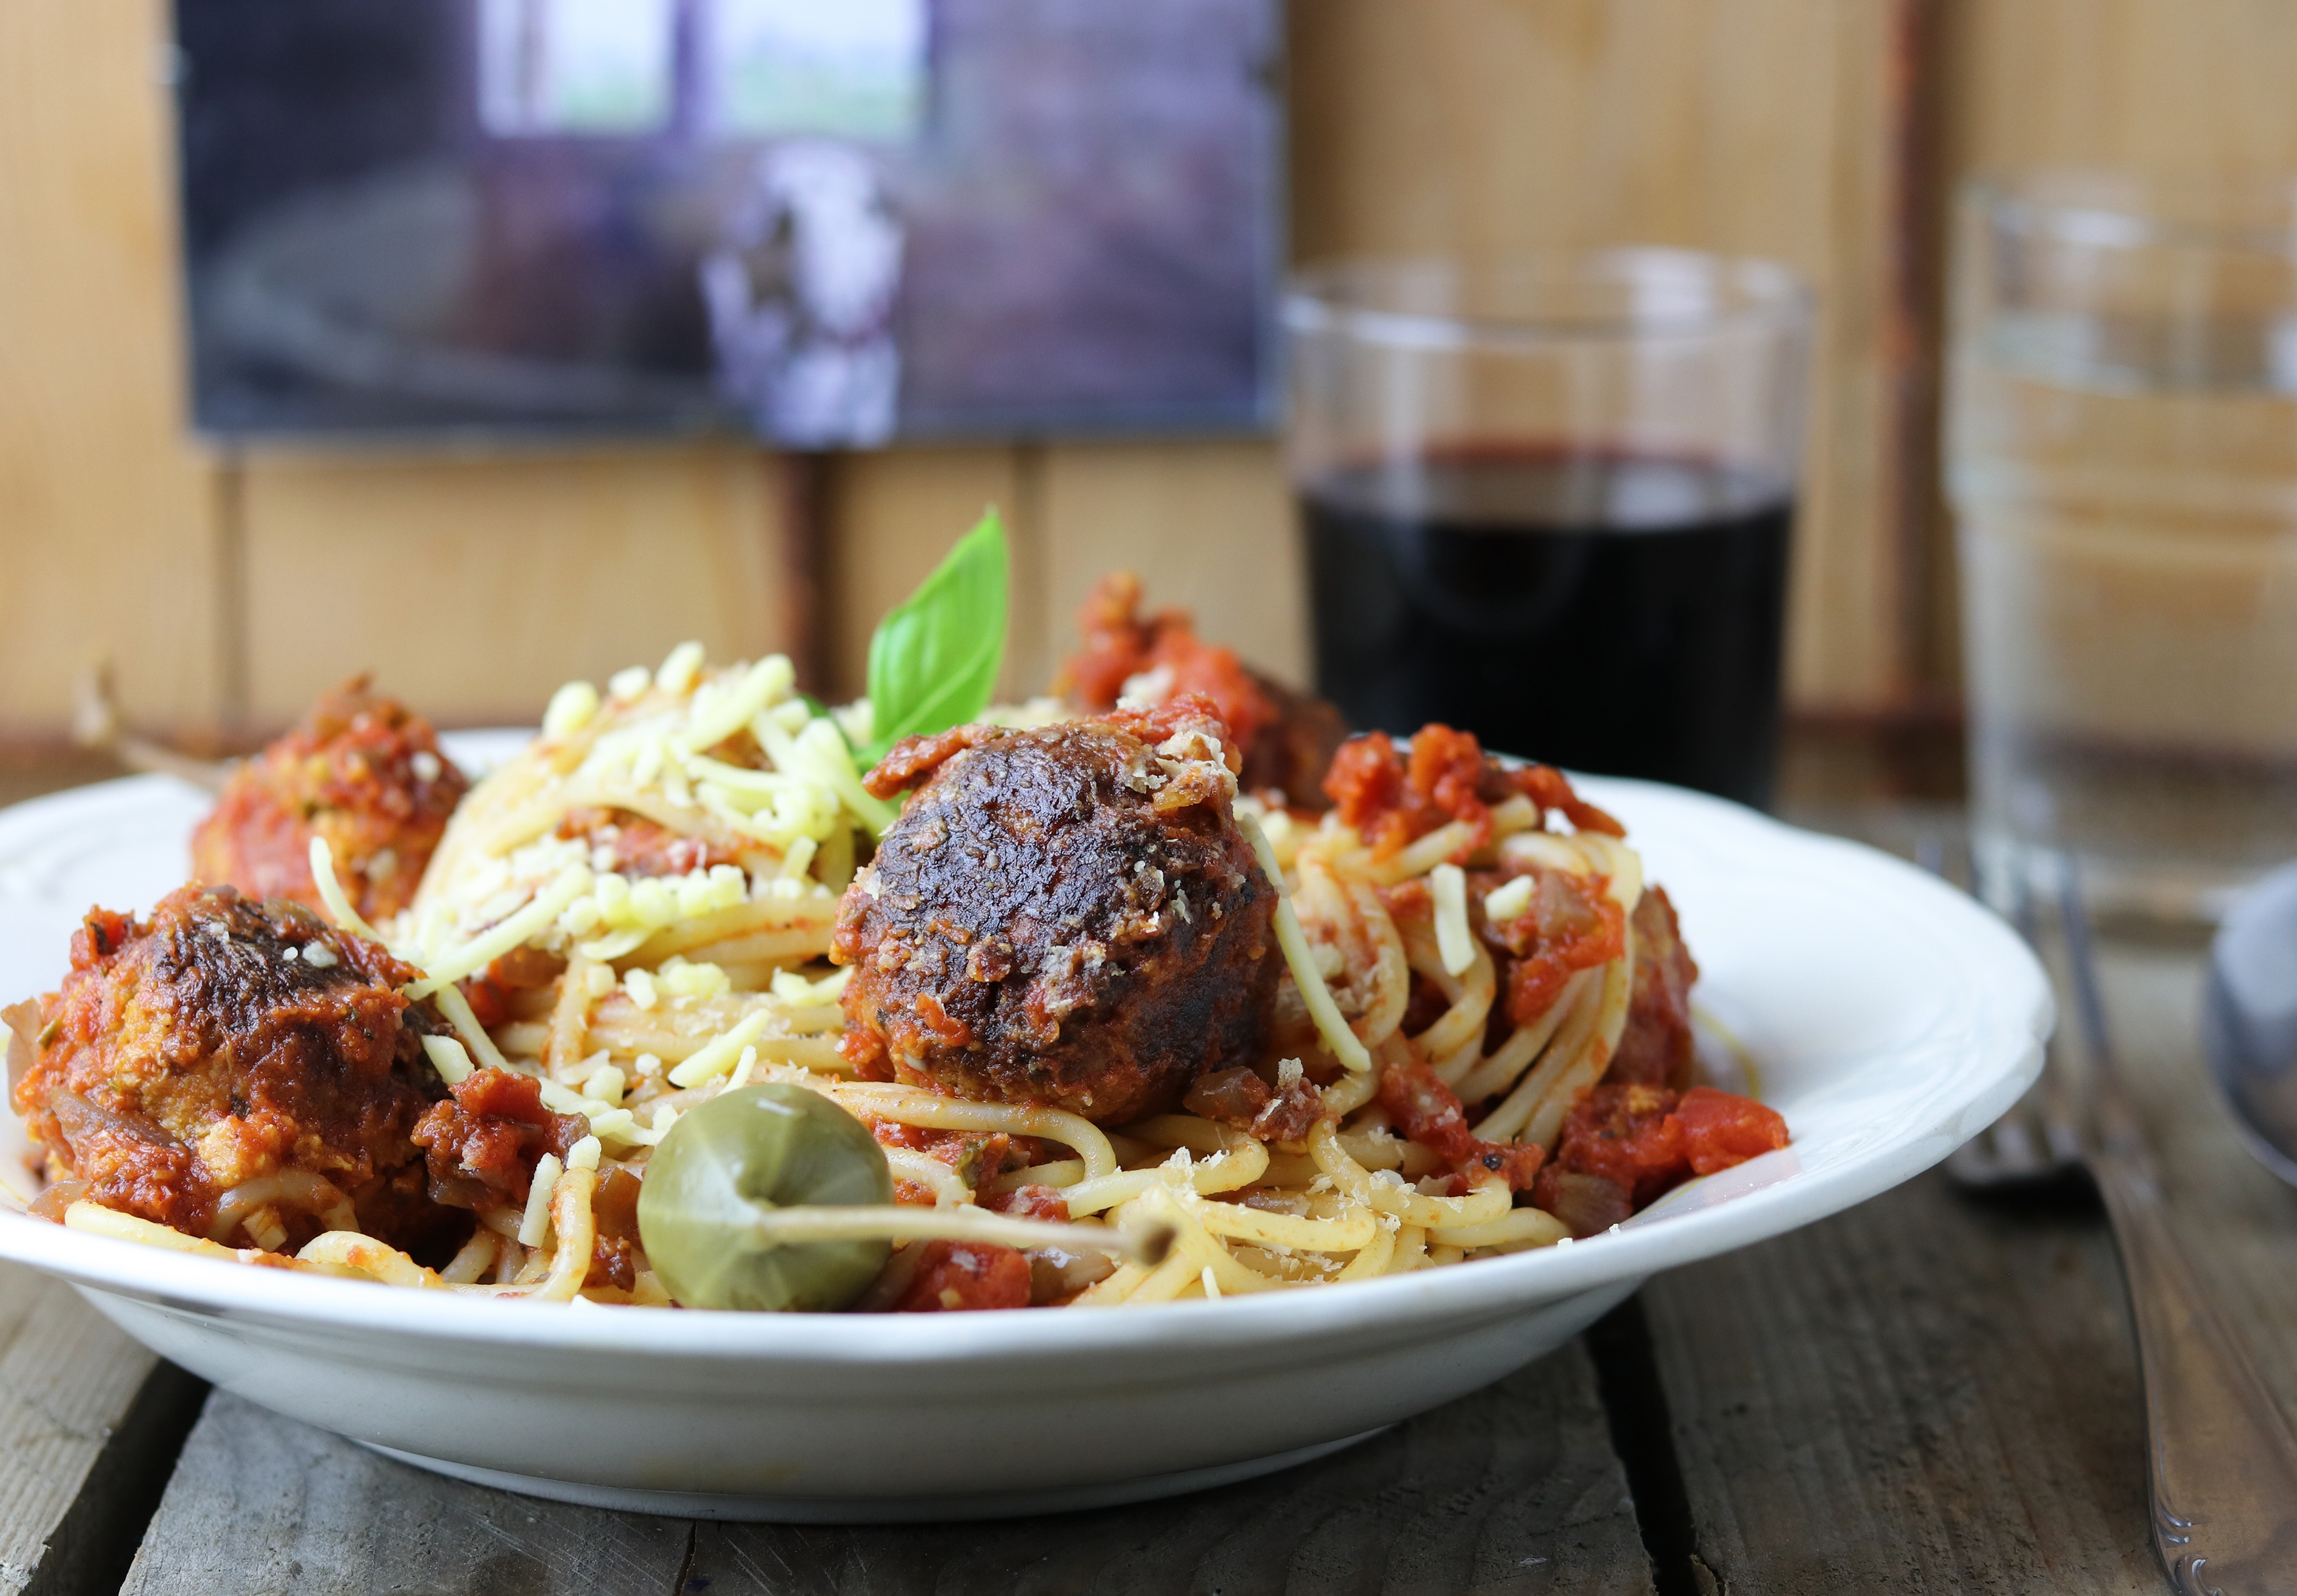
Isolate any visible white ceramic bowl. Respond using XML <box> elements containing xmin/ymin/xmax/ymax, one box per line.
<box><xmin>0</xmin><ymin>753</ymin><xmax>2050</xmax><ymax>1521</ymax></box>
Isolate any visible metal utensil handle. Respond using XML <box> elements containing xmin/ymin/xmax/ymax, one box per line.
<box><xmin>2090</xmin><ymin>1143</ymin><xmax>2297</xmax><ymax>1594</ymax></box>
<box><xmin>2055</xmin><ymin>863</ymin><xmax>2297</xmax><ymax>1593</ymax></box>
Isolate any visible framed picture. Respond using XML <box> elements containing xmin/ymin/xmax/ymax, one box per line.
<box><xmin>176</xmin><ymin>0</ymin><xmax>1283</xmax><ymax>445</ymax></box>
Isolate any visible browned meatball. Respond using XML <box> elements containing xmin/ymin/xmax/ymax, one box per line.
<box><xmin>830</xmin><ymin>698</ymin><xmax>1279</xmax><ymax>1125</ymax></box>
<box><xmin>1610</xmin><ymin>886</ymin><xmax>1700</xmax><ymax>1091</ymax></box>
<box><xmin>7</xmin><ymin>885</ymin><xmax>453</xmax><ymax>1252</ymax></box>
<box><xmin>192</xmin><ymin>676</ymin><xmax>467</xmax><ymax>923</ymax></box>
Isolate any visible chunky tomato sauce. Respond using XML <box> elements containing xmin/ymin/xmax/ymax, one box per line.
<box><xmin>1533</xmin><ymin>1082</ymin><xmax>1787</xmax><ymax>1236</ymax></box>
<box><xmin>1324</xmin><ymin>725</ymin><xmax>1622</xmax><ymax>861</ymax></box>
<box><xmin>1053</xmin><ymin>572</ymin><xmax>1276</xmax><ymax>752</ymax></box>
<box><xmin>1378</xmin><ymin>1051</ymin><xmax>1544</xmax><ymax>1192</ymax></box>
<box><xmin>891</xmin><ymin>1239</ymin><xmax>1033</xmax><ymax>1312</ymax></box>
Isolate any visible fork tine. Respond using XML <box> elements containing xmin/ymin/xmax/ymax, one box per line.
<box><xmin>1932</xmin><ymin>834</ymin><xmax>2087</xmax><ymax>1190</ymax></box>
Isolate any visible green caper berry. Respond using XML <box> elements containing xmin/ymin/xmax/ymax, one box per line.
<box><xmin>637</xmin><ymin>1083</ymin><xmax>892</xmax><ymax>1312</ymax></box>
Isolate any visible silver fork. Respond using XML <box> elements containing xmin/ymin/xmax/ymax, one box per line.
<box><xmin>1932</xmin><ymin>835</ymin><xmax>2085</xmax><ymax>1187</ymax></box>
<box><xmin>1934</xmin><ymin>841</ymin><xmax>2297</xmax><ymax>1592</ymax></box>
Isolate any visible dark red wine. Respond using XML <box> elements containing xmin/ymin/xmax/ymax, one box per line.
<box><xmin>1302</xmin><ymin>452</ymin><xmax>1792</xmax><ymax>808</ymax></box>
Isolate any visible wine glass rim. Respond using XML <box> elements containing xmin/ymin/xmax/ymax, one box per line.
<box><xmin>1283</xmin><ymin>251</ymin><xmax>1811</xmax><ymax>349</ymax></box>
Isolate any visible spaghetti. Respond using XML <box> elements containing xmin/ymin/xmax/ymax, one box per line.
<box><xmin>11</xmin><ymin>621</ymin><xmax>1788</xmax><ymax>1311</ymax></box>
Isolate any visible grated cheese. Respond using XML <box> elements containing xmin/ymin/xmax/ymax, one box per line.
<box><xmin>541</xmin><ymin>681</ymin><xmax>599</xmax><ymax>738</ymax></box>
<box><xmin>518</xmin><ymin>1154</ymin><xmax>563</xmax><ymax>1248</ymax></box>
<box><xmin>608</xmin><ymin>665</ymin><xmax>652</xmax><ymax>702</ymax></box>
<box><xmin>655</xmin><ymin>640</ymin><xmax>706</xmax><ymax>696</ymax></box>
<box><xmin>580</xmin><ymin>1064</ymin><xmax>626</xmax><ymax>1106</ymax></box>
<box><xmin>431</xmin><ymin>981</ymin><xmax>511</xmax><ymax>1076</ymax></box>
<box><xmin>1238</xmin><ymin>814</ymin><xmax>1372</xmax><ymax>1073</ymax></box>
<box><xmin>725</xmin><ymin>1046</ymin><xmax>761</xmax><ymax>1091</ymax></box>
<box><xmin>307</xmin><ymin>837</ymin><xmax>383</xmax><ymax>944</ymax></box>
<box><xmin>1430</xmin><ymin>863</ymin><xmax>1475</xmax><ymax>976</ymax></box>
<box><xmin>1483</xmin><ymin>874</ymin><xmax>1534</xmax><ymax>925</ymax></box>
<box><xmin>420</xmin><ymin>1034</ymin><xmax>474</xmax><ymax>1086</ymax></box>
<box><xmin>408</xmin><ymin>865</ymin><xmax>592</xmax><ymax>998</ymax></box>
<box><xmin>666</xmin><ymin>1011</ymin><xmax>774</xmax><ymax>1088</ymax></box>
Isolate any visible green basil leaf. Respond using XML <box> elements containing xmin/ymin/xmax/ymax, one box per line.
<box><xmin>858</xmin><ymin>507</ymin><xmax>1007</xmax><ymax>768</ymax></box>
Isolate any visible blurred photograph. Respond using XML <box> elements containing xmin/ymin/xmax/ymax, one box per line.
<box><xmin>178</xmin><ymin>0</ymin><xmax>1281</xmax><ymax>442</ymax></box>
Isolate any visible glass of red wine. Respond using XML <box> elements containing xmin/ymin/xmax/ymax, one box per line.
<box><xmin>1285</xmin><ymin>253</ymin><xmax>1813</xmax><ymax>809</ymax></box>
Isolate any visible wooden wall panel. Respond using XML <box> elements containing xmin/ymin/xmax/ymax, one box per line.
<box><xmin>0</xmin><ymin>0</ymin><xmax>221</xmax><ymax>736</ymax></box>
<box><xmin>823</xmin><ymin>447</ymin><xmax>1022</xmax><ymax>702</ymax></box>
<box><xmin>14</xmin><ymin>0</ymin><xmax>2199</xmax><ymax>742</ymax></box>
<box><xmin>1290</xmin><ymin>0</ymin><xmax>1912</xmax><ymax>714</ymax></box>
<box><xmin>240</xmin><ymin>448</ymin><xmax>785</xmax><ymax>727</ymax></box>
<box><xmin>824</xmin><ymin>442</ymin><xmax>1303</xmax><ymax>710</ymax></box>
<box><xmin>1039</xmin><ymin>439</ymin><xmax>1303</xmax><ymax>691</ymax></box>
<box><xmin>1945</xmin><ymin>0</ymin><xmax>2297</xmax><ymax>180</ymax></box>
<box><xmin>1925</xmin><ymin>0</ymin><xmax>2297</xmax><ymax>696</ymax></box>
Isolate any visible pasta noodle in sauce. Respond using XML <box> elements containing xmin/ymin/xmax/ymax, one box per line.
<box><xmin>12</xmin><ymin>621</ymin><xmax>1786</xmax><ymax>1310</ymax></box>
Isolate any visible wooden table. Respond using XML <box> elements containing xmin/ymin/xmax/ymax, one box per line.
<box><xmin>5</xmin><ymin>811</ymin><xmax>2283</xmax><ymax>1595</ymax></box>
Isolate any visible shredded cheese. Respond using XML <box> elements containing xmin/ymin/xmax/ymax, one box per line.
<box><xmin>518</xmin><ymin>1154</ymin><xmax>563</xmax><ymax>1248</ymax></box>
<box><xmin>665</xmin><ymin>1011</ymin><xmax>774</xmax><ymax>1088</ymax></box>
<box><xmin>542</xmin><ymin>681</ymin><xmax>599</xmax><ymax>738</ymax></box>
<box><xmin>1430</xmin><ymin>862</ymin><xmax>1475</xmax><ymax>976</ymax></box>
<box><xmin>1238</xmin><ymin>813</ymin><xmax>1371</xmax><ymax>1074</ymax></box>
<box><xmin>420</xmin><ymin>1034</ymin><xmax>475</xmax><ymax>1087</ymax></box>
<box><xmin>408</xmin><ymin>864</ymin><xmax>593</xmax><ymax>998</ymax></box>
<box><xmin>1483</xmin><ymin>874</ymin><xmax>1534</xmax><ymax>924</ymax></box>
<box><xmin>429</xmin><ymin>980</ymin><xmax>511</xmax><ymax>1076</ymax></box>
<box><xmin>307</xmin><ymin>838</ymin><xmax>383</xmax><ymax>944</ymax></box>
<box><xmin>655</xmin><ymin>640</ymin><xmax>706</xmax><ymax>696</ymax></box>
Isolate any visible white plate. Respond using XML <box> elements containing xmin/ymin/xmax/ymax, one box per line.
<box><xmin>0</xmin><ymin>752</ymin><xmax>2050</xmax><ymax>1521</ymax></box>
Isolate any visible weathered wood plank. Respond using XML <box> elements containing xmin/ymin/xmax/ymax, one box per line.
<box><xmin>112</xmin><ymin>1337</ymin><xmax>1645</xmax><ymax>1596</ymax></box>
<box><xmin>822</xmin><ymin>446</ymin><xmax>1024</xmax><ymax>703</ymax></box>
<box><xmin>0</xmin><ymin>1264</ymin><xmax>169</xmax><ymax>1595</ymax></box>
<box><xmin>688</xmin><ymin>1339</ymin><xmax>1651</xmax><ymax>1596</ymax></box>
<box><xmin>1039</xmin><ymin>438</ymin><xmax>1306</xmax><ymax>692</ymax></box>
<box><xmin>117</xmin><ymin>1393</ymin><xmax>690</xmax><ymax>1596</ymax></box>
<box><xmin>1644</xmin><ymin>1169</ymin><xmax>2159</xmax><ymax>1593</ymax></box>
<box><xmin>238</xmin><ymin>446</ymin><xmax>790</xmax><ymax>731</ymax></box>
<box><xmin>2097</xmin><ymin>946</ymin><xmax>2297</xmax><ymax>1434</ymax></box>
<box><xmin>0</xmin><ymin>0</ymin><xmax>223</xmax><ymax>738</ymax></box>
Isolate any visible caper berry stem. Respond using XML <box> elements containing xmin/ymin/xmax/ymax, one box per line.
<box><xmin>741</xmin><ymin>1204</ymin><xmax>1174</xmax><ymax>1266</ymax></box>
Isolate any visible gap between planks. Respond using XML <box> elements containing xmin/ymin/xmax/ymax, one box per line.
<box><xmin>0</xmin><ymin>1264</ymin><xmax>206</xmax><ymax>1596</ymax></box>
<box><xmin>117</xmin><ymin>1337</ymin><xmax>1651</xmax><ymax>1596</ymax></box>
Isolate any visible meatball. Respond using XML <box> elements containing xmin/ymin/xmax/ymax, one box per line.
<box><xmin>1611</xmin><ymin>886</ymin><xmax>1700</xmax><ymax>1091</ymax></box>
<box><xmin>830</xmin><ymin>698</ymin><xmax>1279</xmax><ymax>1125</ymax></box>
<box><xmin>1053</xmin><ymin>571</ymin><xmax>1347</xmax><ymax>810</ymax></box>
<box><xmin>7</xmin><ymin>885</ymin><xmax>452</xmax><ymax>1251</ymax></box>
<box><xmin>192</xmin><ymin>676</ymin><xmax>467</xmax><ymax>923</ymax></box>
